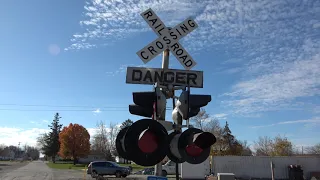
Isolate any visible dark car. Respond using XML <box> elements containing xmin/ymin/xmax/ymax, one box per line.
<box><xmin>87</xmin><ymin>161</ymin><xmax>131</xmax><ymax>178</ymax></box>
<box><xmin>142</xmin><ymin>167</ymin><xmax>155</xmax><ymax>175</ymax></box>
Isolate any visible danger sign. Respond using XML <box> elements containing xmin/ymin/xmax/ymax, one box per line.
<box><xmin>126</xmin><ymin>67</ymin><xmax>203</xmax><ymax>88</ymax></box>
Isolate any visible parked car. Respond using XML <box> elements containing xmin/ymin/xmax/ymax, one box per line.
<box><xmin>142</xmin><ymin>167</ymin><xmax>155</xmax><ymax>175</ymax></box>
<box><xmin>87</xmin><ymin>161</ymin><xmax>131</xmax><ymax>178</ymax></box>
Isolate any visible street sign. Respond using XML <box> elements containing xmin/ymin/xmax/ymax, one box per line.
<box><xmin>137</xmin><ymin>8</ymin><xmax>198</xmax><ymax>70</ymax></box>
<box><xmin>126</xmin><ymin>67</ymin><xmax>203</xmax><ymax>88</ymax></box>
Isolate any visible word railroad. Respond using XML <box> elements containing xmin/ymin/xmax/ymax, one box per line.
<box><xmin>136</xmin><ymin>8</ymin><xmax>198</xmax><ymax>70</ymax></box>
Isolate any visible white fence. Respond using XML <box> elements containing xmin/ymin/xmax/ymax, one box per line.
<box><xmin>212</xmin><ymin>156</ymin><xmax>320</xmax><ymax>179</ymax></box>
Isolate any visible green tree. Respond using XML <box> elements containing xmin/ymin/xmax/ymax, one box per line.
<box><xmin>120</xmin><ymin>119</ymin><xmax>134</xmax><ymax>129</ymax></box>
<box><xmin>38</xmin><ymin>113</ymin><xmax>62</xmax><ymax>163</ymax></box>
<box><xmin>220</xmin><ymin>121</ymin><xmax>244</xmax><ymax>155</ymax></box>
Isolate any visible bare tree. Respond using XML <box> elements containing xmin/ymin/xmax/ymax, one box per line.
<box><xmin>306</xmin><ymin>143</ymin><xmax>320</xmax><ymax>155</ymax></box>
<box><xmin>36</xmin><ymin>133</ymin><xmax>48</xmax><ymax>154</ymax></box>
<box><xmin>108</xmin><ymin>122</ymin><xmax>119</xmax><ymax>156</ymax></box>
<box><xmin>254</xmin><ymin>135</ymin><xmax>293</xmax><ymax>156</ymax></box>
<box><xmin>91</xmin><ymin>121</ymin><xmax>119</xmax><ymax>160</ymax></box>
<box><xmin>254</xmin><ymin>136</ymin><xmax>273</xmax><ymax>156</ymax></box>
<box><xmin>191</xmin><ymin>108</ymin><xmax>209</xmax><ymax>130</ymax></box>
<box><xmin>91</xmin><ymin>120</ymin><xmax>110</xmax><ymax>159</ymax></box>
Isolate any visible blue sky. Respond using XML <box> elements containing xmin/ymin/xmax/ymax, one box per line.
<box><xmin>0</xmin><ymin>0</ymin><xmax>319</xmax><ymax>150</ymax></box>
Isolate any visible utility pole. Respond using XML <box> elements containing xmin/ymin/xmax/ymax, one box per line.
<box><xmin>18</xmin><ymin>142</ymin><xmax>21</xmax><ymax>159</ymax></box>
<box><xmin>154</xmin><ymin>49</ymin><xmax>170</xmax><ymax>177</ymax></box>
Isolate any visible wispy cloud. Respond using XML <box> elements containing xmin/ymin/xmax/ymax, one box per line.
<box><xmin>65</xmin><ymin>0</ymin><xmax>319</xmax><ymax>53</ymax></box>
<box><xmin>213</xmin><ymin>113</ymin><xmax>228</xmax><ymax>120</ymax></box>
<box><xmin>64</xmin><ymin>0</ymin><xmax>210</xmax><ymax>51</ymax></box>
<box><xmin>222</xmin><ymin>53</ymin><xmax>320</xmax><ymax>115</ymax></box>
<box><xmin>250</xmin><ymin>117</ymin><xmax>320</xmax><ymax>129</ymax></box>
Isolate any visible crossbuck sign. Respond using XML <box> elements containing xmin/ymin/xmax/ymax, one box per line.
<box><xmin>137</xmin><ymin>8</ymin><xmax>198</xmax><ymax>70</ymax></box>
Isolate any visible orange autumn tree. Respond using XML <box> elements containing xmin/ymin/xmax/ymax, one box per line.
<box><xmin>58</xmin><ymin>123</ymin><xmax>91</xmax><ymax>165</ymax></box>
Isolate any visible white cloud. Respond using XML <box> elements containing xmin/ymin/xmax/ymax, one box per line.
<box><xmin>250</xmin><ymin>117</ymin><xmax>320</xmax><ymax>129</ymax></box>
<box><xmin>222</xmin><ymin>53</ymin><xmax>320</xmax><ymax>115</ymax></box>
<box><xmin>213</xmin><ymin>113</ymin><xmax>228</xmax><ymax>120</ymax></box>
<box><xmin>93</xmin><ymin>108</ymin><xmax>101</xmax><ymax>114</ymax></box>
<box><xmin>0</xmin><ymin>127</ymin><xmax>49</xmax><ymax>147</ymax></box>
<box><xmin>87</xmin><ymin>127</ymin><xmax>98</xmax><ymax>137</ymax></box>
<box><xmin>64</xmin><ymin>0</ymin><xmax>209</xmax><ymax>51</ymax></box>
<box><xmin>0</xmin><ymin>123</ymin><xmax>122</xmax><ymax>147</ymax></box>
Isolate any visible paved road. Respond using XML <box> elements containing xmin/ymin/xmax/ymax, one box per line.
<box><xmin>0</xmin><ymin>161</ymin><xmax>177</xmax><ymax>180</ymax></box>
<box><xmin>0</xmin><ymin>161</ymin><xmax>53</xmax><ymax>180</ymax></box>
<box><xmin>0</xmin><ymin>161</ymin><xmax>29</xmax><ymax>176</ymax></box>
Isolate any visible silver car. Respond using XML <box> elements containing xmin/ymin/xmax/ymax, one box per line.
<box><xmin>87</xmin><ymin>161</ymin><xmax>131</xmax><ymax>178</ymax></box>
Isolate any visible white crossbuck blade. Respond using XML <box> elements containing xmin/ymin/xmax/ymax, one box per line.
<box><xmin>136</xmin><ymin>8</ymin><xmax>198</xmax><ymax>70</ymax></box>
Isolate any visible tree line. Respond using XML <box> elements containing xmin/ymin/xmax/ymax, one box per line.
<box><xmin>192</xmin><ymin>108</ymin><xmax>320</xmax><ymax>156</ymax></box>
<box><xmin>37</xmin><ymin>111</ymin><xmax>319</xmax><ymax>165</ymax></box>
<box><xmin>0</xmin><ymin>144</ymin><xmax>40</xmax><ymax>160</ymax></box>
<box><xmin>37</xmin><ymin>113</ymin><xmax>132</xmax><ymax>165</ymax></box>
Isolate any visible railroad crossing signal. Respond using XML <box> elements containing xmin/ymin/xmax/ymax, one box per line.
<box><xmin>116</xmin><ymin>119</ymin><xmax>216</xmax><ymax>166</ymax></box>
<box><xmin>136</xmin><ymin>8</ymin><xmax>198</xmax><ymax>70</ymax></box>
<box><xmin>117</xmin><ymin>7</ymin><xmax>215</xmax><ymax>169</ymax></box>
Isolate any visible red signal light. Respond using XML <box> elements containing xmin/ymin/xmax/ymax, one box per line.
<box><xmin>185</xmin><ymin>144</ymin><xmax>203</xmax><ymax>157</ymax></box>
<box><xmin>138</xmin><ymin>130</ymin><xmax>158</xmax><ymax>153</ymax></box>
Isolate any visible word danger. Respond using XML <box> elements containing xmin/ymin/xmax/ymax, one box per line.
<box><xmin>126</xmin><ymin>67</ymin><xmax>203</xmax><ymax>88</ymax></box>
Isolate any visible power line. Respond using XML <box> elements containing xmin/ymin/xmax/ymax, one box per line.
<box><xmin>0</xmin><ymin>103</ymin><xmax>174</xmax><ymax>110</ymax></box>
<box><xmin>0</xmin><ymin>103</ymin><xmax>127</xmax><ymax>109</ymax></box>
<box><xmin>0</xmin><ymin>108</ymin><xmax>174</xmax><ymax>112</ymax></box>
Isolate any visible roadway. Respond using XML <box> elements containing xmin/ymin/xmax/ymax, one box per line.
<box><xmin>0</xmin><ymin>160</ymin><xmax>176</xmax><ymax>180</ymax></box>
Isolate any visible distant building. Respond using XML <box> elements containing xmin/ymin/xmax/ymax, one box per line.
<box><xmin>78</xmin><ymin>153</ymin><xmax>105</xmax><ymax>164</ymax></box>
<box><xmin>115</xmin><ymin>156</ymin><xmax>126</xmax><ymax>164</ymax></box>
